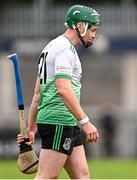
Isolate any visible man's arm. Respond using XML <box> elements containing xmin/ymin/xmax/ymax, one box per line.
<box><xmin>27</xmin><ymin>77</ymin><xmax>40</xmax><ymax>144</ymax></box>
<box><xmin>55</xmin><ymin>78</ymin><xmax>99</xmax><ymax>142</ymax></box>
<box><xmin>56</xmin><ymin>78</ymin><xmax>86</xmax><ymax>120</ymax></box>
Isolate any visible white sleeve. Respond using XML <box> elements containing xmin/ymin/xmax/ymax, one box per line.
<box><xmin>55</xmin><ymin>49</ymin><xmax>75</xmax><ymax>79</ymax></box>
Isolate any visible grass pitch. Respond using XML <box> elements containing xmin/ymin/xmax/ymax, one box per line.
<box><xmin>0</xmin><ymin>158</ymin><xmax>137</xmax><ymax>179</ymax></box>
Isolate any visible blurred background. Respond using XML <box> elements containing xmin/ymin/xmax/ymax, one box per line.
<box><xmin>0</xmin><ymin>0</ymin><xmax>137</xmax><ymax>179</ymax></box>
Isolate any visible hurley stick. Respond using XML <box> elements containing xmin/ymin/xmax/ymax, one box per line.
<box><xmin>7</xmin><ymin>53</ymin><xmax>39</xmax><ymax>174</ymax></box>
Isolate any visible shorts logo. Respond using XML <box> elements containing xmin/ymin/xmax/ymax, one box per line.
<box><xmin>63</xmin><ymin>138</ymin><xmax>72</xmax><ymax>151</ymax></box>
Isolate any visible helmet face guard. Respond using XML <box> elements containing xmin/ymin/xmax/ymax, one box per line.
<box><xmin>64</xmin><ymin>5</ymin><xmax>101</xmax><ymax>48</ymax></box>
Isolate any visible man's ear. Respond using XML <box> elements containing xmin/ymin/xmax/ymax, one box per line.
<box><xmin>76</xmin><ymin>22</ymin><xmax>82</xmax><ymax>29</ymax></box>
<box><xmin>76</xmin><ymin>23</ymin><xmax>84</xmax><ymax>33</ymax></box>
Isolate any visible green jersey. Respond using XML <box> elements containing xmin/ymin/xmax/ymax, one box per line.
<box><xmin>37</xmin><ymin>35</ymin><xmax>82</xmax><ymax>126</ymax></box>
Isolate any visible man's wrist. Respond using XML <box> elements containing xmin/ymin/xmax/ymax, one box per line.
<box><xmin>27</xmin><ymin>125</ymin><xmax>37</xmax><ymax>133</ymax></box>
<box><xmin>79</xmin><ymin>116</ymin><xmax>89</xmax><ymax>125</ymax></box>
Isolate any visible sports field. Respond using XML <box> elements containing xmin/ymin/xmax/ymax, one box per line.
<box><xmin>0</xmin><ymin>158</ymin><xmax>136</xmax><ymax>179</ymax></box>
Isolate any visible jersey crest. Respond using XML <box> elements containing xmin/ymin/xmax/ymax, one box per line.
<box><xmin>63</xmin><ymin>138</ymin><xmax>72</xmax><ymax>150</ymax></box>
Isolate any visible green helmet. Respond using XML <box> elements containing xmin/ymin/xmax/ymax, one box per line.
<box><xmin>65</xmin><ymin>5</ymin><xmax>101</xmax><ymax>29</ymax></box>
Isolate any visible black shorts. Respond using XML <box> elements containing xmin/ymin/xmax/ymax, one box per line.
<box><xmin>37</xmin><ymin>124</ymin><xmax>83</xmax><ymax>155</ymax></box>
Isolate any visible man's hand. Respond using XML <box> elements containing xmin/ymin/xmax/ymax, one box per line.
<box><xmin>17</xmin><ymin>131</ymin><xmax>35</xmax><ymax>146</ymax></box>
<box><xmin>81</xmin><ymin>121</ymin><xmax>99</xmax><ymax>142</ymax></box>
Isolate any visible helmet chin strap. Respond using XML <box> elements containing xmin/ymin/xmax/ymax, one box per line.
<box><xmin>80</xmin><ymin>22</ymin><xmax>89</xmax><ymax>37</ymax></box>
<box><xmin>73</xmin><ymin>22</ymin><xmax>92</xmax><ymax>48</ymax></box>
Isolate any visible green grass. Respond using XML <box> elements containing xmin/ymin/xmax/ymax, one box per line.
<box><xmin>0</xmin><ymin>158</ymin><xmax>137</xmax><ymax>179</ymax></box>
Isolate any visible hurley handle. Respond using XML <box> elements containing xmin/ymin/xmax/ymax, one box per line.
<box><xmin>7</xmin><ymin>53</ymin><xmax>24</xmax><ymax>108</ymax></box>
